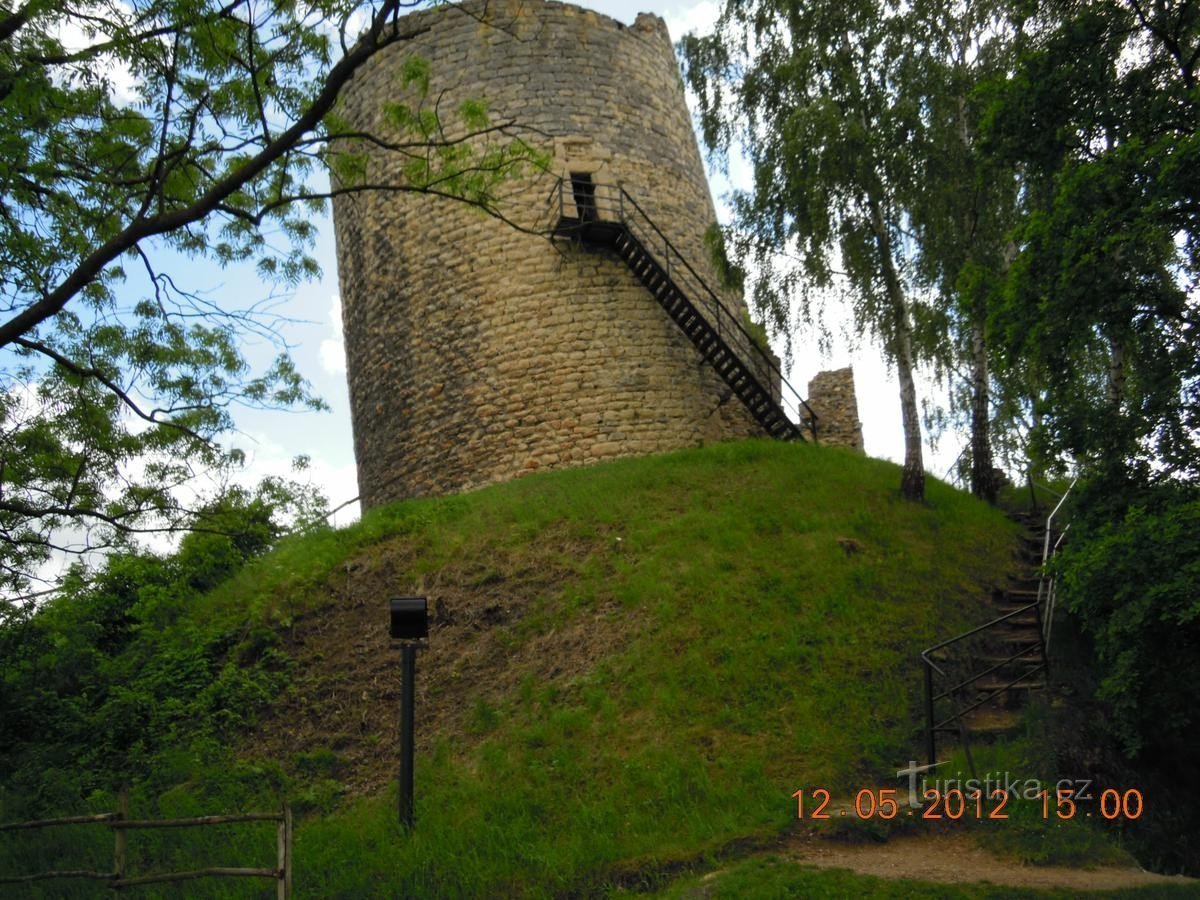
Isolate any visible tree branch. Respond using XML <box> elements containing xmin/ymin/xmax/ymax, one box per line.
<box><xmin>0</xmin><ymin>2</ymin><xmax>428</xmax><ymax>349</ymax></box>
<box><xmin>0</xmin><ymin>0</ymin><xmax>35</xmax><ymax>46</ymax></box>
<box><xmin>12</xmin><ymin>336</ymin><xmax>216</xmax><ymax>449</ymax></box>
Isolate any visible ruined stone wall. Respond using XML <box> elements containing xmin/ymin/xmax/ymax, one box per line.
<box><xmin>806</xmin><ymin>368</ymin><xmax>864</xmax><ymax>452</ymax></box>
<box><xmin>332</xmin><ymin>0</ymin><xmax>773</xmax><ymax>507</ymax></box>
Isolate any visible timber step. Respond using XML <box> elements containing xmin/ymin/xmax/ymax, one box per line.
<box><xmin>975</xmin><ymin>680</ymin><xmax>1045</xmax><ymax>697</ymax></box>
<box><xmin>964</xmin><ymin>707</ymin><xmax>1025</xmax><ymax>735</ymax></box>
<box><xmin>921</xmin><ymin>502</ymin><xmax>1067</xmax><ymax>765</ymax></box>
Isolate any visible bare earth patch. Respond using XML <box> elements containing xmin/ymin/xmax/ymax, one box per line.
<box><xmin>240</xmin><ymin>525</ymin><xmax>638</xmax><ymax>795</ymax></box>
<box><xmin>782</xmin><ymin>832</ymin><xmax>1195</xmax><ymax>892</ymax></box>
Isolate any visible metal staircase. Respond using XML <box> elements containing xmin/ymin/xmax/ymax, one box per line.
<box><xmin>919</xmin><ymin>480</ymin><xmax>1076</xmax><ymax>775</ymax></box>
<box><xmin>546</xmin><ymin>178</ymin><xmax>817</xmax><ymax>442</ymax></box>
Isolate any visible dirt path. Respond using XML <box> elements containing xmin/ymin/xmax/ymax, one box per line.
<box><xmin>784</xmin><ymin>832</ymin><xmax>1195</xmax><ymax>892</ymax></box>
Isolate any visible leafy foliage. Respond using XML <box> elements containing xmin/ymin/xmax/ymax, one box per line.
<box><xmin>1058</xmin><ymin>476</ymin><xmax>1200</xmax><ymax>759</ymax></box>
<box><xmin>0</xmin><ymin>482</ymin><xmax>312</xmax><ymax>805</ymax></box>
<box><xmin>0</xmin><ymin>0</ymin><xmax>540</xmax><ymax>597</ymax></box>
<box><xmin>982</xmin><ymin>0</ymin><xmax>1200</xmax><ymax>477</ymax></box>
<box><xmin>977</xmin><ymin>5</ymin><xmax>1199</xmax><ymax>843</ymax></box>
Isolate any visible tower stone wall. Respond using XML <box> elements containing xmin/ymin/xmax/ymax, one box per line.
<box><xmin>332</xmin><ymin>0</ymin><xmax>778</xmax><ymax>508</ymax></box>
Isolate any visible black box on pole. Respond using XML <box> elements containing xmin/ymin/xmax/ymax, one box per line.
<box><xmin>389</xmin><ymin>596</ymin><xmax>429</xmax><ymax>640</ymax></box>
<box><xmin>389</xmin><ymin>596</ymin><xmax>427</xmax><ymax>830</ymax></box>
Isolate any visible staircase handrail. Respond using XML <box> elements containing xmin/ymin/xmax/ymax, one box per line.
<box><xmin>919</xmin><ymin>597</ymin><xmax>1049</xmax><ymax>770</ymax></box>
<box><xmin>918</xmin><ymin>476</ymin><xmax>1077</xmax><ymax>768</ymax></box>
<box><xmin>616</xmin><ymin>188</ymin><xmax>818</xmax><ymax>437</ymax></box>
<box><xmin>1038</xmin><ymin>476</ymin><xmax>1077</xmax><ymax>651</ymax></box>
<box><xmin>920</xmin><ymin>600</ymin><xmax>1044</xmax><ymax>673</ymax></box>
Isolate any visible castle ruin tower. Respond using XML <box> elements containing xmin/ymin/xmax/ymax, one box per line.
<box><xmin>332</xmin><ymin>0</ymin><xmax>797</xmax><ymax>508</ymax></box>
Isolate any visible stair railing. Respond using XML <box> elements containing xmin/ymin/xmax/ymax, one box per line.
<box><xmin>1037</xmin><ymin>476</ymin><xmax>1077</xmax><ymax>652</ymax></box>
<box><xmin>918</xmin><ymin>474</ymin><xmax>1077</xmax><ymax>769</ymax></box>
<box><xmin>548</xmin><ymin>177</ymin><xmax>818</xmax><ymax>441</ymax></box>
<box><xmin>920</xmin><ymin>602</ymin><xmax>1049</xmax><ymax>771</ymax></box>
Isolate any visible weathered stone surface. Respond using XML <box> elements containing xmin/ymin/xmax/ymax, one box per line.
<box><xmin>806</xmin><ymin>367</ymin><xmax>864</xmax><ymax>452</ymax></box>
<box><xmin>332</xmin><ymin>0</ymin><xmax>812</xmax><ymax>507</ymax></box>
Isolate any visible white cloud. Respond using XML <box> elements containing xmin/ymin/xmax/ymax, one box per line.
<box><xmin>319</xmin><ymin>294</ymin><xmax>348</xmax><ymax>376</ymax></box>
<box><xmin>662</xmin><ymin>1</ymin><xmax>721</xmax><ymax>41</ymax></box>
<box><xmin>52</xmin><ymin>6</ymin><xmax>140</xmax><ymax>107</ymax></box>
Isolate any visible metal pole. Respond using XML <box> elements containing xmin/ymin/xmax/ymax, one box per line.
<box><xmin>399</xmin><ymin>643</ymin><xmax>416</xmax><ymax>829</ymax></box>
<box><xmin>924</xmin><ymin>662</ymin><xmax>936</xmax><ymax>769</ymax></box>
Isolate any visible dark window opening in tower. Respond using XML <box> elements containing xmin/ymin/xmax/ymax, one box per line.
<box><xmin>570</xmin><ymin>172</ymin><xmax>597</xmax><ymax>222</ymax></box>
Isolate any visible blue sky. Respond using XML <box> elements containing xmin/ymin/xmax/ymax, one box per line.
<box><xmin>215</xmin><ymin>0</ymin><xmax>949</xmax><ymax>528</ymax></box>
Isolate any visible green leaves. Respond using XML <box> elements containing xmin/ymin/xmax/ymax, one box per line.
<box><xmin>1060</xmin><ymin>478</ymin><xmax>1200</xmax><ymax>759</ymax></box>
<box><xmin>983</xmin><ymin>0</ymin><xmax>1200</xmax><ymax>477</ymax></box>
<box><xmin>0</xmin><ymin>2</ymin><xmax>542</xmax><ymax>593</ymax></box>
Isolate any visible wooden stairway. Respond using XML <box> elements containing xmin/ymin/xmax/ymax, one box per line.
<box><xmin>610</xmin><ymin>228</ymin><xmax>803</xmax><ymax>442</ymax></box>
<box><xmin>549</xmin><ymin>182</ymin><xmax>815</xmax><ymax>443</ymax></box>
<box><xmin>922</xmin><ymin>508</ymin><xmax>1054</xmax><ymax>767</ymax></box>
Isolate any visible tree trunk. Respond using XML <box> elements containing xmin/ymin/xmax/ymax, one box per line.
<box><xmin>1108</xmin><ymin>335</ymin><xmax>1126</xmax><ymax>408</ymax></box>
<box><xmin>867</xmin><ymin>194</ymin><xmax>925</xmax><ymax>502</ymax></box>
<box><xmin>955</xmin><ymin>88</ymin><xmax>997</xmax><ymax>505</ymax></box>
<box><xmin>895</xmin><ymin>322</ymin><xmax>927</xmax><ymax>501</ymax></box>
<box><xmin>969</xmin><ymin>317</ymin><xmax>996</xmax><ymax>503</ymax></box>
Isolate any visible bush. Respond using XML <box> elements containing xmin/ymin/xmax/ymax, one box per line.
<box><xmin>1059</xmin><ymin>477</ymin><xmax>1200</xmax><ymax>759</ymax></box>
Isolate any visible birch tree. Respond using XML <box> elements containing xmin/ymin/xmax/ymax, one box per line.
<box><xmin>682</xmin><ymin>0</ymin><xmax>932</xmax><ymax>500</ymax></box>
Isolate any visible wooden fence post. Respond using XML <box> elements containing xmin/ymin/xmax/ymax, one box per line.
<box><xmin>113</xmin><ymin>787</ymin><xmax>128</xmax><ymax>889</ymax></box>
<box><xmin>276</xmin><ymin>804</ymin><xmax>292</xmax><ymax>900</ymax></box>
<box><xmin>2</xmin><ymin>799</ymin><xmax>289</xmax><ymax>892</ymax></box>
<box><xmin>284</xmin><ymin>805</ymin><xmax>293</xmax><ymax>899</ymax></box>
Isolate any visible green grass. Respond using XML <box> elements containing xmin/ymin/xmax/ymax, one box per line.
<box><xmin>927</xmin><ymin>736</ymin><xmax>1133</xmax><ymax>870</ymax></box>
<box><xmin>2</xmin><ymin>439</ymin><xmax>1044</xmax><ymax>896</ymax></box>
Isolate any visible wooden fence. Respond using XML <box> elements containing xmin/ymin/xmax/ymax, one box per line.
<box><xmin>0</xmin><ymin>791</ymin><xmax>292</xmax><ymax>896</ymax></box>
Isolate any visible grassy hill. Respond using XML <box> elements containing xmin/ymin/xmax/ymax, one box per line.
<box><xmin>2</xmin><ymin>439</ymin><xmax>1040</xmax><ymax>896</ymax></box>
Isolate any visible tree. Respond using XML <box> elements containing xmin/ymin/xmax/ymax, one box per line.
<box><xmin>0</xmin><ymin>481</ymin><xmax>305</xmax><ymax>799</ymax></box>
<box><xmin>905</xmin><ymin>0</ymin><xmax>1024</xmax><ymax>503</ymax></box>
<box><xmin>977</xmin><ymin>7</ymin><xmax>1200</xmax><ymax>869</ymax></box>
<box><xmin>983</xmin><ymin>0</ymin><xmax>1200</xmax><ymax>477</ymax></box>
<box><xmin>682</xmin><ymin>0</ymin><xmax>936</xmax><ymax>500</ymax></box>
<box><xmin>0</xmin><ymin>0</ymin><xmax>538</xmax><ymax>600</ymax></box>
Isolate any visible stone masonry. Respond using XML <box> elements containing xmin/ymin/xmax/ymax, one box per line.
<box><xmin>807</xmin><ymin>367</ymin><xmax>864</xmax><ymax>452</ymax></box>
<box><xmin>331</xmin><ymin>0</ymin><xmax>831</xmax><ymax>508</ymax></box>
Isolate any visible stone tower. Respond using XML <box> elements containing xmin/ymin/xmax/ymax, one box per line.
<box><xmin>332</xmin><ymin>0</ymin><xmax>838</xmax><ymax>508</ymax></box>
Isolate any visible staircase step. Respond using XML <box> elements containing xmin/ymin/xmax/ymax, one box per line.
<box><xmin>993</xmin><ymin>630</ymin><xmax>1043</xmax><ymax>645</ymax></box>
<box><xmin>964</xmin><ymin>707</ymin><xmax>1024</xmax><ymax>734</ymax></box>
<box><xmin>979</xmin><ymin>650</ymin><xmax>1041</xmax><ymax>666</ymax></box>
<box><xmin>993</xmin><ymin>600</ymin><xmax>1037</xmax><ymax>613</ymax></box>
<box><xmin>975</xmin><ymin>677</ymin><xmax>1045</xmax><ymax>695</ymax></box>
<box><xmin>993</xmin><ymin>614</ymin><xmax>1041</xmax><ymax>628</ymax></box>
<box><xmin>1002</xmin><ymin>589</ymin><xmax>1041</xmax><ymax>601</ymax></box>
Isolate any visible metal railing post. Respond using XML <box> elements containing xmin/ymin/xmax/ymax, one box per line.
<box><xmin>924</xmin><ymin>662</ymin><xmax>936</xmax><ymax>768</ymax></box>
<box><xmin>399</xmin><ymin>643</ymin><xmax>417</xmax><ymax>830</ymax></box>
<box><xmin>1034</xmin><ymin>602</ymin><xmax>1051</xmax><ymax>678</ymax></box>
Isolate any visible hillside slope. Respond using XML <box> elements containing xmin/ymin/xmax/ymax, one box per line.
<box><xmin>2</xmin><ymin>439</ymin><xmax>1028</xmax><ymax>896</ymax></box>
<box><xmin>240</xmin><ymin>438</ymin><xmax>1018</xmax><ymax>894</ymax></box>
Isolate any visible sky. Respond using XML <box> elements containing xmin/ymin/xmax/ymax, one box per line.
<box><xmin>210</xmin><ymin>0</ymin><xmax>961</xmax><ymax>530</ymax></box>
